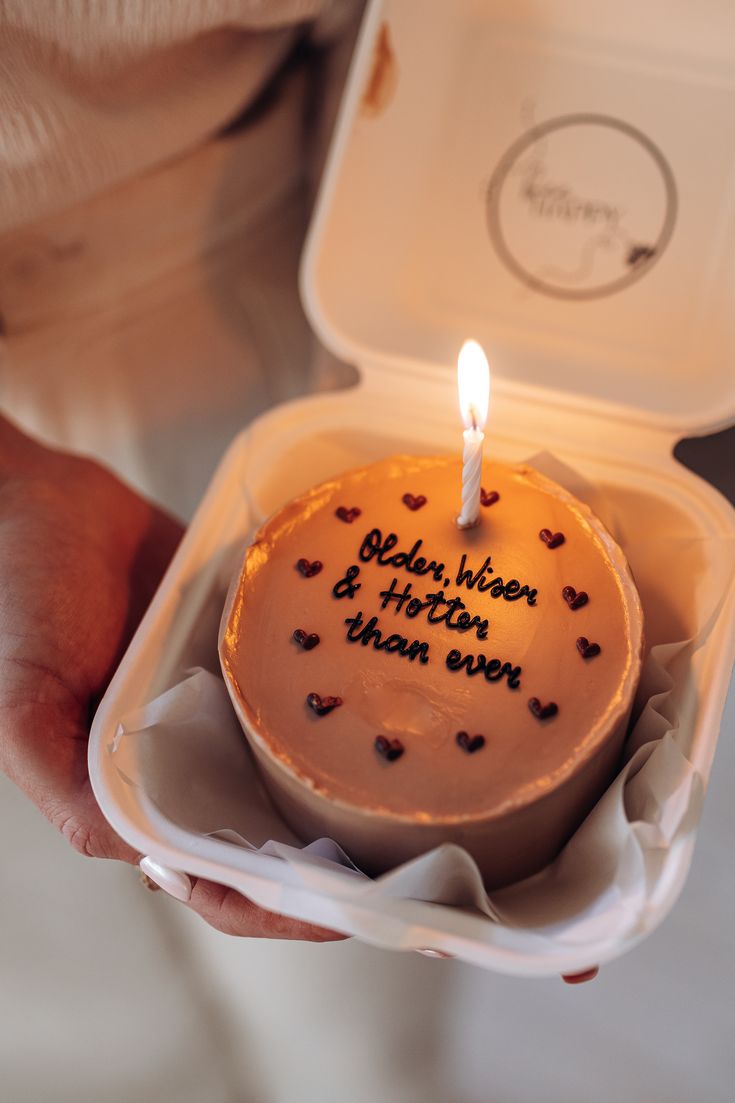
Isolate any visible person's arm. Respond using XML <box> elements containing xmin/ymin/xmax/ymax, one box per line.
<box><xmin>0</xmin><ymin>414</ymin><xmax>342</xmax><ymax>940</ymax></box>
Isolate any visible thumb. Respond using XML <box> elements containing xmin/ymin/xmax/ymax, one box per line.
<box><xmin>47</xmin><ymin>779</ymin><xmax>141</xmax><ymax>864</ymax></box>
<box><xmin>1</xmin><ymin>707</ymin><xmax>139</xmax><ymax>865</ymax></box>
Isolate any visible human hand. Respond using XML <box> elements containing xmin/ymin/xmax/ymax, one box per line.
<box><xmin>0</xmin><ymin>415</ymin><xmax>343</xmax><ymax>941</ymax></box>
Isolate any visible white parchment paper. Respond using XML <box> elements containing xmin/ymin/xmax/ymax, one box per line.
<box><xmin>112</xmin><ymin>453</ymin><xmax>735</xmax><ymax>956</ymax></box>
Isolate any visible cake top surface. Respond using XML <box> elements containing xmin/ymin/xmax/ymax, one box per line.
<box><xmin>221</xmin><ymin>456</ymin><xmax>643</xmax><ymax>823</ymax></box>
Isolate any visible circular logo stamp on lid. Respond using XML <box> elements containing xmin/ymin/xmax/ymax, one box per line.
<box><xmin>486</xmin><ymin>113</ymin><xmax>677</xmax><ymax>301</ymax></box>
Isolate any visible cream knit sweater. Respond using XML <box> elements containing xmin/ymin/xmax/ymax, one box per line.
<box><xmin>0</xmin><ymin>1</ymin><xmax>360</xmax><ymax>515</ymax></box>
<box><xmin>0</xmin><ymin>0</ymin><xmax>353</xmax><ymax>233</ymax></box>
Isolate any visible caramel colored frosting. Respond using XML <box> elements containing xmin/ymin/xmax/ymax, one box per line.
<box><xmin>222</xmin><ymin>454</ymin><xmax>643</xmax><ymax>822</ymax></box>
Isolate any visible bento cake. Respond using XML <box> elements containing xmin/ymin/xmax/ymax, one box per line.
<box><xmin>220</xmin><ymin>455</ymin><xmax>644</xmax><ymax>889</ymax></box>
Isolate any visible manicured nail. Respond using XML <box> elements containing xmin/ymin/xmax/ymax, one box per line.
<box><xmin>562</xmin><ymin>967</ymin><xmax>599</xmax><ymax>984</ymax></box>
<box><xmin>416</xmin><ymin>948</ymin><xmax>453</xmax><ymax>959</ymax></box>
<box><xmin>139</xmin><ymin>857</ymin><xmax>192</xmax><ymax>902</ymax></box>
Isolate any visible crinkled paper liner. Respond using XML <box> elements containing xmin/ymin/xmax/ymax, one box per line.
<box><xmin>113</xmin><ymin>453</ymin><xmax>735</xmax><ymax>958</ymax></box>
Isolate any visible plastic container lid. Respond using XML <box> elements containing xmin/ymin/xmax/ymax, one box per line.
<box><xmin>302</xmin><ymin>0</ymin><xmax>735</xmax><ymax>434</ymax></box>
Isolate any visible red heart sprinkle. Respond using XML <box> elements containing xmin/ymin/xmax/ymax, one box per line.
<box><xmin>528</xmin><ymin>697</ymin><xmax>558</xmax><ymax>720</ymax></box>
<box><xmin>306</xmin><ymin>693</ymin><xmax>342</xmax><ymax>716</ymax></box>
<box><xmin>481</xmin><ymin>489</ymin><xmax>500</xmax><ymax>507</ymax></box>
<box><xmin>540</xmin><ymin>528</ymin><xmax>565</xmax><ymax>548</ymax></box>
<box><xmin>456</xmin><ymin>731</ymin><xmax>486</xmax><ymax>754</ymax></box>
<box><xmin>296</xmin><ymin>558</ymin><xmax>323</xmax><ymax>577</ymax></box>
<box><xmin>402</xmin><ymin>493</ymin><xmax>427</xmax><ymax>511</ymax></box>
<box><xmin>336</xmin><ymin>506</ymin><xmax>361</xmax><ymax>523</ymax></box>
<box><xmin>293</xmin><ymin>629</ymin><xmax>320</xmax><ymax>650</ymax></box>
<box><xmin>375</xmin><ymin>735</ymin><xmax>404</xmax><ymax>761</ymax></box>
<box><xmin>576</xmin><ymin>636</ymin><xmax>601</xmax><ymax>658</ymax></box>
<box><xmin>562</xmin><ymin>586</ymin><xmax>589</xmax><ymax>610</ymax></box>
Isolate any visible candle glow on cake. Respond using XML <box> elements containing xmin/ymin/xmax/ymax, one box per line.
<box><xmin>220</xmin><ymin>455</ymin><xmax>644</xmax><ymax>888</ymax></box>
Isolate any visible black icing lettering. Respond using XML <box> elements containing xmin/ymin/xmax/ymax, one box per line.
<box><xmin>379</xmin><ymin>576</ymin><xmax>411</xmax><ymax>613</ymax></box>
<box><xmin>445</xmin><ymin>648</ymin><xmax>522</xmax><ymax>689</ymax></box>
<box><xmin>358</xmin><ymin>529</ymin><xmax>444</xmax><ymax>581</ymax></box>
<box><xmin>332</xmin><ymin>565</ymin><xmax>361</xmax><ymax>599</ymax></box>
<box><xmin>379</xmin><ymin>579</ymin><xmax>488</xmax><ymax>641</ymax></box>
<box><xmin>455</xmin><ymin>554</ymin><xmax>538</xmax><ymax>604</ymax></box>
<box><xmin>456</xmin><ymin>553</ymin><xmax>494</xmax><ymax>592</ymax></box>
<box><xmin>504</xmin><ymin>583</ymin><xmax>534</xmax><ymax>604</ymax></box>
<box><xmin>407</xmin><ymin>639</ymin><xmax>430</xmax><ymax>662</ymax></box>
<box><xmin>446</xmin><ymin>648</ymin><xmax>462</xmax><ymax>670</ymax></box>
<box><xmin>505</xmin><ymin>664</ymin><xmax>522</xmax><ymax>689</ymax></box>
<box><xmin>425</xmin><ymin>590</ymin><xmax>453</xmax><ymax>624</ymax></box>
<box><xmin>358</xmin><ymin>529</ymin><xmax>382</xmax><ymax>563</ymax></box>
<box><xmin>344</xmin><ymin>612</ymin><xmax>429</xmax><ymax>664</ymax></box>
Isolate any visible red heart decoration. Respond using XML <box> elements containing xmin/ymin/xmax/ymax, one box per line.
<box><xmin>481</xmin><ymin>489</ymin><xmax>500</xmax><ymax>507</ymax></box>
<box><xmin>456</xmin><ymin>731</ymin><xmax>486</xmax><ymax>754</ymax></box>
<box><xmin>539</xmin><ymin>528</ymin><xmax>565</xmax><ymax>549</ymax></box>
<box><xmin>402</xmin><ymin>493</ymin><xmax>427</xmax><ymax>511</ymax></box>
<box><xmin>375</xmin><ymin>735</ymin><xmax>405</xmax><ymax>761</ymax></box>
<box><xmin>562</xmin><ymin>586</ymin><xmax>589</xmax><ymax>610</ymax></box>
<box><xmin>336</xmin><ymin>506</ymin><xmax>361</xmax><ymax>523</ymax></box>
<box><xmin>306</xmin><ymin>692</ymin><xmax>342</xmax><ymax>716</ymax></box>
<box><xmin>296</xmin><ymin>558</ymin><xmax>323</xmax><ymax>578</ymax></box>
<box><xmin>576</xmin><ymin>636</ymin><xmax>601</xmax><ymax>659</ymax></box>
<box><xmin>528</xmin><ymin>697</ymin><xmax>558</xmax><ymax>720</ymax></box>
<box><xmin>293</xmin><ymin>628</ymin><xmax>320</xmax><ymax>650</ymax></box>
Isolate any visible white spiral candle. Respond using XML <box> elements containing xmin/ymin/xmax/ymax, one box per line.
<box><xmin>456</xmin><ymin>340</ymin><xmax>490</xmax><ymax>529</ymax></box>
<box><xmin>457</xmin><ymin>427</ymin><xmax>484</xmax><ymax>527</ymax></box>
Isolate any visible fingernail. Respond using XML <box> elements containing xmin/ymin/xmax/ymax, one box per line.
<box><xmin>562</xmin><ymin>966</ymin><xmax>599</xmax><ymax>984</ymax></box>
<box><xmin>139</xmin><ymin>857</ymin><xmax>192</xmax><ymax>902</ymax></box>
<box><xmin>416</xmin><ymin>948</ymin><xmax>453</xmax><ymax>959</ymax></box>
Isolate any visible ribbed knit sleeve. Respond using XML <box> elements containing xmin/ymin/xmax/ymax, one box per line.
<box><xmin>0</xmin><ymin>0</ymin><xmax>352</xmax><ymax>231</ymax></box>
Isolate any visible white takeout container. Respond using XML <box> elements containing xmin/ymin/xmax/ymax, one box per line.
<box><xmin>90</xmin><ymin>0</ymin><xmax>735</xmax><ymax>975</ymax></box>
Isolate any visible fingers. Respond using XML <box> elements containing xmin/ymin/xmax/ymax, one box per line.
<box><xmin>184</xmin><ymin>876</ymin><xmax>347</xmax><ymax>942</ymax></box>
<box><xmin>124</xmin><ymin>499</ymin><xmax>184</xmax><ymax>626</ymax></box>
<box><xmin>0</xmin><ymin>412</ymin><xmax>49</xmax><ymax>468</ymax></box>
<box><xmin>48</xmin><ymin>780</ymin><xmax>141</xmax><ymax>865</ymax></box>
<box><xmin>0</xmin><ymin>694</ymin><xmax>139</xmax><ymax>865</ymax></box>
<box><xmin>561</xmin><ymin>967</ymin><xmax>599</xmax><ymax>984</ymax></box>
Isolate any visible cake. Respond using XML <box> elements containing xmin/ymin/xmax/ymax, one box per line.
<box><xmin>219</xmin><ymin>455</ymin><xmax>644</xmax><ymax>889</ymax></box>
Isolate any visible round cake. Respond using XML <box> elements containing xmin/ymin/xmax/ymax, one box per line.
<box><xmin>219</xmin><ymin>455</ymin><xmax>644</xmax><ymax>888</ymax></box>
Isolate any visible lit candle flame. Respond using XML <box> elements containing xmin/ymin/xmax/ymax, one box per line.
<box><xmin>457</xmin><ymin>339</ymin><xmax>490</xmax><ymax>432</ymax></box>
